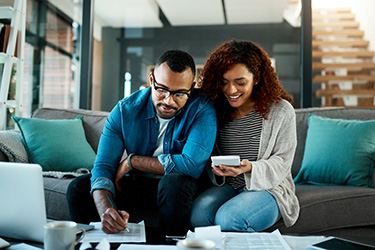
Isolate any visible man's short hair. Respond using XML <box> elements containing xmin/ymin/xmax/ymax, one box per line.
<box><xmin>156</xmin><ymin>50</ymin><xmax>196</xmax><ymax>78</ymax></box>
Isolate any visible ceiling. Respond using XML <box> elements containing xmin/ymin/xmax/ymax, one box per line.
<box><xmin>94</xmin><ymin>0</ymin><xmax>291</xmax><ymax>28</ymax></box>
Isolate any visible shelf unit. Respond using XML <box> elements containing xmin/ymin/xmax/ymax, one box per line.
<box><xmin>0</xmin><ymin>0</ymin><xmax>26</xmax><ymax>130</ymax></box>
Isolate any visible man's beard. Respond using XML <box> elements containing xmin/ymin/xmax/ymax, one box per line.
<box><xmin>157</xmin><ymin>103</ymin><xmax>178</xmax><ymax>118</ymax></box>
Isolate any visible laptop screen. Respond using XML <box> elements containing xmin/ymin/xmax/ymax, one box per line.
<box><xmin>0</xmin><ymin>162</ymin><xmax>46</xmax><ymax>243</ymax></box>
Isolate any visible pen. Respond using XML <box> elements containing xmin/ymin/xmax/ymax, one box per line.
<box><xmin>107</xmin><ymin>193</ymin><xmax>130</xmax><ymax>232</ymax></box>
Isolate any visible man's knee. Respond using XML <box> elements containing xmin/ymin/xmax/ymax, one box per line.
<box><xmin>159</xmin><ymin>172</ymin><xmax>189</xmax><ymax>186</ymax></box>
<box><xmin>158</xmin><ymin>173</ymin><xmax>198</xmax><ymax>198</ymax></box>
<box><xmin>66</xmin><ymin>174</ymin><xmax>92</xmax><ymax>208</ymax></box>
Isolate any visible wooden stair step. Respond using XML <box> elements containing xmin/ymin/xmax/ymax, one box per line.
<box><xmin>312</xmin><ymin>51</ymin><xmax>374</xmax><ymax>58</ymax></box>
<box><xmin>312</xmin><ymin>40</ymin><xmax>369</xmax><ymax>48</ymax></box>
<box><xmin>312</xmin><ymin>8</ymin><xmax>352</xmax><ymax>14</ymax></box>
<box><xmin>319</xmin><ymin>103</ymin><xmax>375</xmax><ymax>108</ymax></box>
<box><xmin>312</xmin><ymin>30</ymin><xmax>364</xmax><ymax>38</ymax></box>
<box><xmin>313</xmin><ymin>62</ymin><xmax>375</xmax><ymax>71</ymax></box>
<box><xmin>316</xmin><ymin>89</ymin><xmax>375</xmax><ymax>97</ymax></box>
<box><xmin>312</xmin><ymin>13</ymin><xmax>355</xmax><ymax>20</ymax></box>
<box><xmin>313</xmin><ymin>75</ymin><xmax>375</xmax><ymax>83</ymax></box>
<box><xmin>313</xmin><ymin>21</ymin><xmax>359</xmax><ymax>28</ymax></box>
<box><xmin>320</xmin><ymin>83</ymin><xmax>375</xmax><ymax>89</ymax></box>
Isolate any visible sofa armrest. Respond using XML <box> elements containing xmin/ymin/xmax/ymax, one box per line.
<box><xmin>0</xmin><ymin>130</ymin><xmax>29</xmax><ymax>163</ymax></box>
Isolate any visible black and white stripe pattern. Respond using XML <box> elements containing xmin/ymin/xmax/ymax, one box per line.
<box><xmin>217</xmin><ymin>111</ymin><xmax>263</xmax><ymax>189</ymax></box>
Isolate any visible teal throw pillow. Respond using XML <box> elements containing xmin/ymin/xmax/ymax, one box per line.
<box><xmin>12</xmin><ymin>116</ymin><xmax>96</xmax><ymax>172</ymax></box>
<box><xmin>294</xmin><ymin>114</ymin><xmax>375</xmax><ymax>187</ymax></box>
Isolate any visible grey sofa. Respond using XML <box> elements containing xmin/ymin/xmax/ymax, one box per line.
<box><xmin>1</xmin><ymin>107</ymin><xmax>375</xmax><ymax>238</ymax></box>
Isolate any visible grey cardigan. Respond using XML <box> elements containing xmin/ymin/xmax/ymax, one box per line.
<box><xmin>208</xmin><ymin>99</ymin><xmax>300</xmax><ymax>227</ymax></box>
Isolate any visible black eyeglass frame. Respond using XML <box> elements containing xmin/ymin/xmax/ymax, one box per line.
<box><xmin>151</xmin><ymin>72</ymin><xmax>194</xmax><ymax>100</ymax></box>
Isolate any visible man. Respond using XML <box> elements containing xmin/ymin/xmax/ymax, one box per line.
<box><xmin>67</xmin><ymin>50</ymin><xmax>217</xmax><ymax>237</ymax></box>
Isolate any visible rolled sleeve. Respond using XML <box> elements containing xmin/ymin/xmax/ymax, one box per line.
<box><xmin>90</xmin><ymin>177</ymin><xmax>116</xmax><ymax>196</ymax></box>
<box><xmin>158</xmin><ymin>154</ymin><xmax>175</xmax><ymax>174</ymax></box>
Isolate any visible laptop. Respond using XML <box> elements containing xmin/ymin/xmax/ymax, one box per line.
<box><xmin>0</xmin><ymin>162</ymin><xmax>46</xmax><ymax>243</ymax></box>
<box><xmin>0</xmin><ymin>162</ymin><xmax>94</xmax><ymax>243</ymax></box>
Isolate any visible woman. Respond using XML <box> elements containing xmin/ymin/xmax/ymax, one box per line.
<box><xmin>191</xmin><ymin>40</ymin><xmax>300</xmax><ymax>232</ymax></box>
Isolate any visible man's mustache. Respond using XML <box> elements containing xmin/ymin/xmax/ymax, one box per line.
<box><xmin>157</xmin><ymin>103</ymin><xmax>177</xmax><ymax>111</ymax></box>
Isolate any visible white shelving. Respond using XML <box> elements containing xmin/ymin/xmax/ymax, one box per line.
<box><xmin>0</xmin><ymin>0</ymin><xmax>26</xmax><ymax>130</ymax></box>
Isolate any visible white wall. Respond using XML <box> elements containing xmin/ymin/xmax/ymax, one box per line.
<box><xmin>313</xmin><ymin>0</ymin><xmax>375</xmax><ymax>62</ymax></box>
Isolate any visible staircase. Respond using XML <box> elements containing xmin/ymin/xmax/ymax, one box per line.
<box><xmin>312</xmin><ymin>8</ymin><xmax>375</xmax><ymax>107</ymax></box>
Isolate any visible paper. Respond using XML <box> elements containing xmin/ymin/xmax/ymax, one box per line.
<box><xmin>211</xmin><ymin>155</ymin><xmax>240</xmax><ymax>166</ymax></box>
<box><xmin>81</xmin><ymin>221</ymin><xmax>146</xmax><ymax>243</ymax></box>
<box><xmin>195</xmin><ymin>225</ymin><xmax>222</xmax><ymax>249</ymax></box>
<box><xmin>118</xmin><ymin>245</ymin><xmax>177</xmax><ymax>250</ymax></box>
<box><xmin>188</xmin><ymin>227</ymin><xmax>291</xmax><ymax>250</ymax></box>
<box><xmin>8</xmin><ymin>243</ymin><xmax>41</xmax><ymax>250</ymax></box>
<box><xmin>116</xmin><ymin>230</ymin><xmax>328</xmax><ymax>250</ymax></box>
<box><xmin>79</xmin><ymin>238</ymin><xmax>110</xmax><ymax>250</ymax></box>
<box><xmin>223</xmin><ymin>230</ymin><xmax>291</xmax><ymax>250</ymax></box>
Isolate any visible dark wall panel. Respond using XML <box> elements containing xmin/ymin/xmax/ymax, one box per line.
<box><xmin>101</xmin><ymin>22</ymin><xmax>301</xmax><ymax>111</ymax></box>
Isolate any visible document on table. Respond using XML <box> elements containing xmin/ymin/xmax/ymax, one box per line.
<box><xmin>116</xmin><ymin>229</ymin><xmax>318</xmax><ymax>250</ymax></box>
<box><xmin>118</xmin><ymin>245</ymin><xmax>177</xmax><ymax>250</ymax></box>
<box><xmin>222</xmin><ymin>230</ymin><xmax>292</xmax><ymax>250</ymax></box>
<box><xmin>8</xmin><ymin>243</ymin><xmax>42</xmax><ymax>250</ymax></box>
<box><xmin>80</xmin><ymin>221</ymin><xmax>146</xmax><ymax>243</ymax></box>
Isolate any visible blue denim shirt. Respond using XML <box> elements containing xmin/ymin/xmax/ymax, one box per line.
<box><xmin>90</xmin><ymin>87</ymin><xmax>217</xmax><ymax>195</ymax></box>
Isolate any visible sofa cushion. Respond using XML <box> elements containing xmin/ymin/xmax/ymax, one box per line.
<box><xmin>12</xmin><ymin>116</ymin><xmax>96</xmax><ymax>172</ymax></box>
<box><xmin>292</xmin><ymin>107</ymin><xmax>375</xmax><ymax>183</ymax></box>
<box><xmin>32</xmin><ymin>108</ymin><xmax>109</xmax><ymax>153</ymax></box>
<box><xmin>294</xmin><ymin>114</ymin><xmax>375</xmax><ymax>187</ymax></box>
<box><xmin>268</xmin><ymin>184</ymin><xmax>375</xmax><ymax>235</ymax></box>
<box><xmin>43</xmin><ymin>177</ymin><xmax>73</xmax><ymax>220</ymax></box>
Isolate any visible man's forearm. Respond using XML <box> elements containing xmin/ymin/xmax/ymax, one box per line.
<box><xmin>129</xmin><ymin>155</ymin><xmax>165</xmax><ymax>175</ymax></box>
<box><xmin>92</xmin><ymin>189</ymin><xmax>113</xmax><ymax>217</ymax></box>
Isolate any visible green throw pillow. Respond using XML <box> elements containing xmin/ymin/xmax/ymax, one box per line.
<box><xmin>294</xmin><ymin>114</ymin><xmax>375</xmax><ymax>187</ymax></box>
<box><xmin>12</xmin><ymin>116</ymin><xmax>96</xmax><ymax>172</ymax></box>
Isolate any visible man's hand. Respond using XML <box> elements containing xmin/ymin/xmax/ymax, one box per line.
<box><xmin>115</xmin><ymin>158</ymin><xmax>132</xmax><ymax>191</ymax></box>
<box><xmin>212</xmin><ymin>159</ymin><xmax>252</xmax><ymax>177</ymax></box>
<box><xmin>92</xmin><ymin>190</ymin><xmax>130</xmax><ymax>234</ymax></box>
<box><xmin>101</xmin><ymin>207</ymin><xmax>129</xmax><ymax>234</ymax></box>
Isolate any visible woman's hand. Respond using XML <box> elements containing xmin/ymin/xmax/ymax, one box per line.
<box><xmin>212</xmin><ymin>159</ymin><xmax>252</xmax><ymax>177</ymax></box>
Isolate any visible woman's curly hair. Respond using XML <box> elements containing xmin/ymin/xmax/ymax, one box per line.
<box><xmin>199</xmin><ymin>40</ymin><xmax>293</xmax><ymax>127</ymax></box>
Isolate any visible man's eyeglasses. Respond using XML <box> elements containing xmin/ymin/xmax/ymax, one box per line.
<box><xmin>152</xmin><ymin>73</ymin><xmax>193</xmax><ymax>103</ymax></box>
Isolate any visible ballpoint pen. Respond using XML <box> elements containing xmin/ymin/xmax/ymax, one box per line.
<box><xmin>107</xmin><ymin>193</ymin><xmax>130</xmax><ymax>232</ymax></box>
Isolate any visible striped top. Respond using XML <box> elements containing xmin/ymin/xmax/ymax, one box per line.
<box><xmin>217</xmin><ymin>111</ymin><xmax>263</xmax><ymax>189</ymax></box>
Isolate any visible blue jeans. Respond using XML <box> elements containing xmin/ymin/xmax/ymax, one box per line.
<box><xmin>190</xmin><ymin>184</ymin><xmax>281</xmax><ymax>232</ymax></box>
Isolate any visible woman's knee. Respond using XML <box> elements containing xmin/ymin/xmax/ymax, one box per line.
<box><xmin>190</xmin><ymin>196</ymin><xmax>214</xmax><ymax>228</ymax></box>
<box><xmin>214</xmin><ymin>191</ymin><xmax>281</xmax><ymax>232</ymax></box>
<box><xmin>190</xmin><ymin>185</ymin><xmax>236</xmax><ymax>228</ymax></box>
